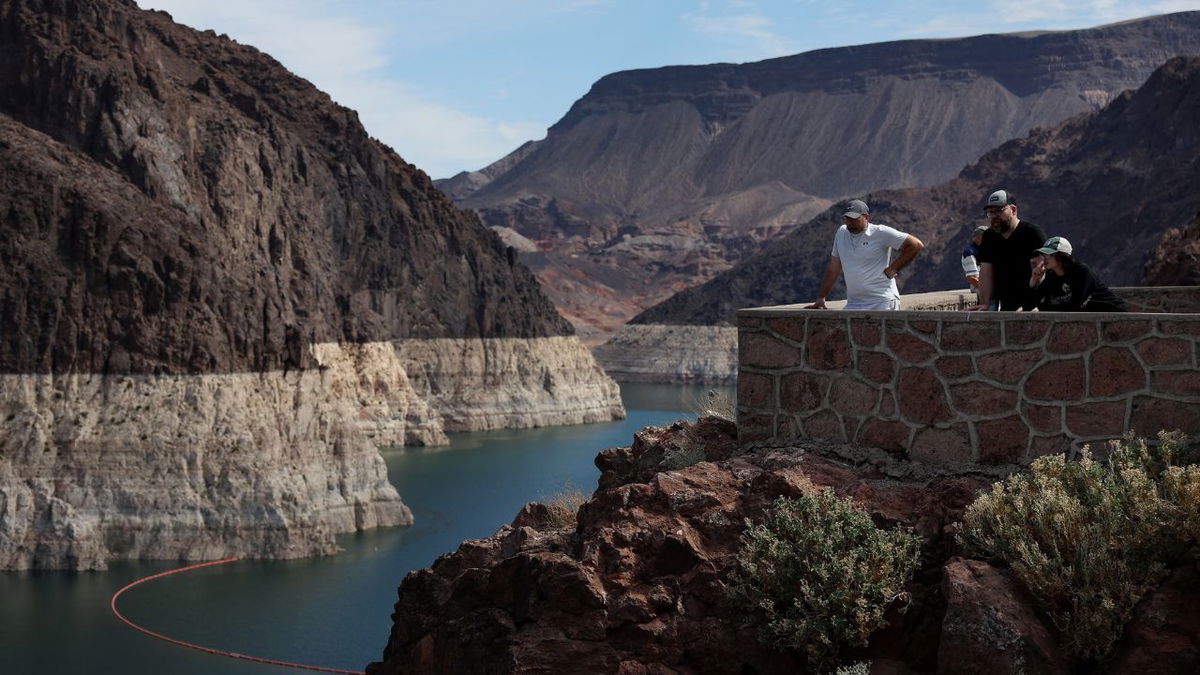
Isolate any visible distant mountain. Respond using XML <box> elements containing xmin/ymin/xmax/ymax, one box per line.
<box><xmin>1144</xmin><ymin>211</ymin><xmax>1200</xmax><ymax>286</ymax></box>
<box><xmin>441</xmin><ymin>12</ymin><xmax>1200</xmax><ymax>341</ymax></box>
<box><xmin>634</xmin><ymin>56</ymin><xmax>1200</xmax><ymax>326</ymax></box>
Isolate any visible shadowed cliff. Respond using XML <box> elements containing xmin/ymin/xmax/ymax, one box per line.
<box><xmin>0</xmin><ymin>0</ymin><xmax>572</xmax><ymax>376</ymax></box>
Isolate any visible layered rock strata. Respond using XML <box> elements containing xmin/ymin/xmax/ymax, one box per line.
<box><xmin>600</xmin><ymin>291</ymin><xmax>972</xmax><ymax>384</ymax></box>
<box><xmin>592</xmin><ymin>325</ymin><xmax>739</xmax><ymax>385</ymax></box>
<box><xmin>395</xmin><ymin>337</ymin><xmax>623</xmax><ymax>432</ymax></box>
<box><xmin>0</xmin><ymin>0</ymin><xmax>623</xmax><ymax>569</ymax></box>
<box><xmin>0</xmin><ymin>347</ymin><xmax>411</xmax><ymax>571</ymax></box>
<box><xmin>369</xmin><ymin>418</ymin><xmax>1200</xmax><ymax>672</ymax></box>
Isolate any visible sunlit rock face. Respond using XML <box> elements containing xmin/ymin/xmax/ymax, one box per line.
<box><xmin>0</xmin><ymin>0</ymin><xmax>621</xmax><ymax>569</ymax></box>
<box><xmin>440</xmin><ymin>13</ymin><xmax>1200</xmax><ymax>340</ymax></box>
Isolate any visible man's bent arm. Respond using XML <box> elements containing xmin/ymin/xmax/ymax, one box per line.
<box><xmin>806</xmin><ymin>257</ymin><xmax>842</xmax><ymax>309</ymax></box>
<box><xmin>884</xmin><ymin>235</ymin><xmax>924</xmax><ymax>278</ymax></box>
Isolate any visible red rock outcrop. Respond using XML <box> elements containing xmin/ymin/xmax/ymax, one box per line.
<box><xmin>369</xmin><ymin>419</ymin><xmax>989</xmax><ymax>673</ymax></box>
<box><xmin>938</xmin><ymin>559</ymin><xmax>1068</xmax><ymax>674</ymax></box>
<box><xmin>369</xmin><ymin>419</ymin><xmax>1200</xmax><ymax>673</ymax></box>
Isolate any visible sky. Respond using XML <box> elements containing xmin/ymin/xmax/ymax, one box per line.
<box><xmin>138</xmin><ymin>1</ymin><xmax>1200</xmax><ymax>179</ymax></box>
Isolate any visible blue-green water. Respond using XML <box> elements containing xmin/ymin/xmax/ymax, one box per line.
<box><xmin>0</xmin><ymin>384</ymin><xmax>716</xmax><ymax>674</ymax></box>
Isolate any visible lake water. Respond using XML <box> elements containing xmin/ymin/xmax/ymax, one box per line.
<box><xmin>0</xmin><ymin>383</ymin><xmax>718</xmax><ymax>674</ymax></box>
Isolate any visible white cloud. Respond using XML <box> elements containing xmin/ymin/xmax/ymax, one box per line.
<box><xmin>1150</xmin><ymin>0</ymin><xmax>1200</xmax><ymax>10</ymax></box>
<box><xmin>138</xmin><ymin>0</ymin><xmax>542</xmax><ymax>177</ymax></box>
<box><xmin>682</xmin><ymin>5</ymin><xmax>797</xmax><ymax>61</ymax></box>
<box><xmin>989</xmin><ymin>0</ymin><xmax>1200</xmax><ymax>24</ymax></box>
<box><xmin>990</xmin><ymin>0</ymin><xmax>1074</xmax><ymax>23</ymax></box>
<box><xmin>338</xmin><ymin>78</ymin><xmax>545</xmax><ymax>176</ymax></box>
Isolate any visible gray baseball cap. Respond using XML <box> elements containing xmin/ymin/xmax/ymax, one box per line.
<box><xmin>986</xmin><ymin>189</ymin><xmax>1016</xmax><ymax>207</ymax></box>
<box><xmin>1036</xmin><ymin>236</ymin><xmax>1073</xmax><ymax>255</ymax></box>
<box><xmin>843</xmin><ymin>199</ymin><xmax>869</xmax><ymax>218</ymax></box>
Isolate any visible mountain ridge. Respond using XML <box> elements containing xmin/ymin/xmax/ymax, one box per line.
<box><xmin>439</xmin><ymin>12</ymin><xmax>1200</xmax><ymax>340</ymax></box>
<box><xmin>632</xmin><ymin>55</ymin><xmax>1200</xmax><ymax>326</ymax></box>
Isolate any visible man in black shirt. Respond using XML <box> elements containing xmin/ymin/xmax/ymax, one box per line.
<box><xmin>971</xmin><ymin>189</ymin><xmax>1047</xmax><ymax>311</ymax></box>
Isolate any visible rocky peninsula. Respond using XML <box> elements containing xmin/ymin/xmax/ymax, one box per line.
<box><xmin>368</xmin><ymin>417</ymin><xmax>1199</xmax><ymax>674</ymax></box>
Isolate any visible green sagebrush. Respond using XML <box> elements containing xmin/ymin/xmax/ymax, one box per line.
<box><xmin>958</xmin><ymin>431</ymin><xmax>1200</xmax><ymax>662</ymax></box>
<box><xmin>729</xmin><ymin>489</ymin><xmax>920</xmax><ymax>672</ymax></box>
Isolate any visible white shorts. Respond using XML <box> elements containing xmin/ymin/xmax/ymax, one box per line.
<box><xmin>844</xmin><ymin>297</ymin><xmax>901</xmax><ymax>311</ymax></box>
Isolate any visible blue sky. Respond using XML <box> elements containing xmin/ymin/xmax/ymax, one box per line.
<box><xmin>139</xmin><ymin>1</ymin><xmax>1200</xmax><ymax>179</ymax></box>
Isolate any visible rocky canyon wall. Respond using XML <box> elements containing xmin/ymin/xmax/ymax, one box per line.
<box><xmin>600</xmin><ymin>291</ymin><xmax>974</xmax><ymax>384</ymax></box>
<box><xmin>0</xmin><ymin>345</ymin><xmax>411</xmax><ymax>571</ymax></box>
<box><xmin>0</xmin><ymin>338</ymin><xmax>623</xmax><ymax>570</ymax></box>
<box><xmin>395</xmin><ymin>337</ymin><xmax>624</xmax><ymax>433</ymax></box>
<box><xmin>0</xmin><ymin>0</ymin><xmax>623</xmax><ymax>570</ymax></box>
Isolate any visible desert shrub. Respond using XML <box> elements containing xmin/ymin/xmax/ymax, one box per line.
<box><xmin>544</xmin><ymin>485</ymin><xmax>588</xmax><ymax>528</ymax></box>
<box><xmin>688</xmin><ymin>387</ymin><xmax>736</xmax><ymax>422</ymax></box>
<box><xmin>729</xmin><ymin>490</ymin><xmax>921</xmax><ymax>672</ymax></box>
<box><xmin>958</xmin><ymin>431</ymin><xmax>1200</xmax><ymax>661</ymax></box>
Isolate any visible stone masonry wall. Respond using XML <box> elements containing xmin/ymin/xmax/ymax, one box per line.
<box><xmin>737</xmin><ymin>288</ymin><xmax>1200</xmax><ymax>466</ymax></box>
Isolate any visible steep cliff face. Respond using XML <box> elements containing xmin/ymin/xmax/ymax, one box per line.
<box><xmin>635</xmin><ymin>56</ymin><xmax>1200</xmax><ymax>327</ymax></box>
<box><xmin>591</xmin><ymin>325</ymin><xmax>738</xmax><ymax>385</ymax></box>
<box><xmin>441</xmin><ymin>13</ymin><xmax>1200</xmax><ymax>339</ymax></box>
<box><xmin>0</xmin><ymin>0</ymin><xmax>622</xmax><ymax>570</ymax></box>
<box><xmin>0</xmin><ymin>0</ymin><xmax>572</xmax><ymax>372</ymax></box>
<box><xmin>0</xmin><ymin>357</ymin><xmax>412</xmax><ymax>570</ymax></box>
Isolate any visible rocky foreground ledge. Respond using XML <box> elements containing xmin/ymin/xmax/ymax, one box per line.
<box><xmin>368</xmin><ymin>418</ymin><xmax>1199</xmax><ymax>674</ymax></box>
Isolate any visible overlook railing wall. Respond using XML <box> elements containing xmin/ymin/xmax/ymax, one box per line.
<box><xmin>736</xmin><ymin>287</ymin><xmax>1200</xmax><ymax>466</ymax></box>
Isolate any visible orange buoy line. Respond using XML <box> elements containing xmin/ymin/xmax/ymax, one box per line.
<box><xmin>110</xmin><ymin>557</ymin><xmax>366</xmax><ymax>675</ymax></box>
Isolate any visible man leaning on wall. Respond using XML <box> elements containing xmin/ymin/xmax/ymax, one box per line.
<box><xmin>970</xmin><ymin>189</ymin><xmax>1047</xmax><ymax>311</ymax></box>
<box><xmin>807</xmin><ymin>199</ymin><xmax>924</xmax><ymax>311</ymax></box>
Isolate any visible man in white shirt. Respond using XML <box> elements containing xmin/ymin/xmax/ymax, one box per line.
<box><xmin>806</xmin><ymin>199</ymin><xmax>924</xmax><ymax>310</ymax></box>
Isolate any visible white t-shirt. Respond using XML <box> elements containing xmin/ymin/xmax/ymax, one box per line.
<box><xmin>832</xmin><ymin>222</ymin><xmax>910</xmax><ymax>308</ymax></box>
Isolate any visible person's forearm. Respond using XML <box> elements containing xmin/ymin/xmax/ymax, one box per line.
<box><xmin>977</xmin><ymin>264</ymin><xmax>994</xmax><ymax>308</ymax></box>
